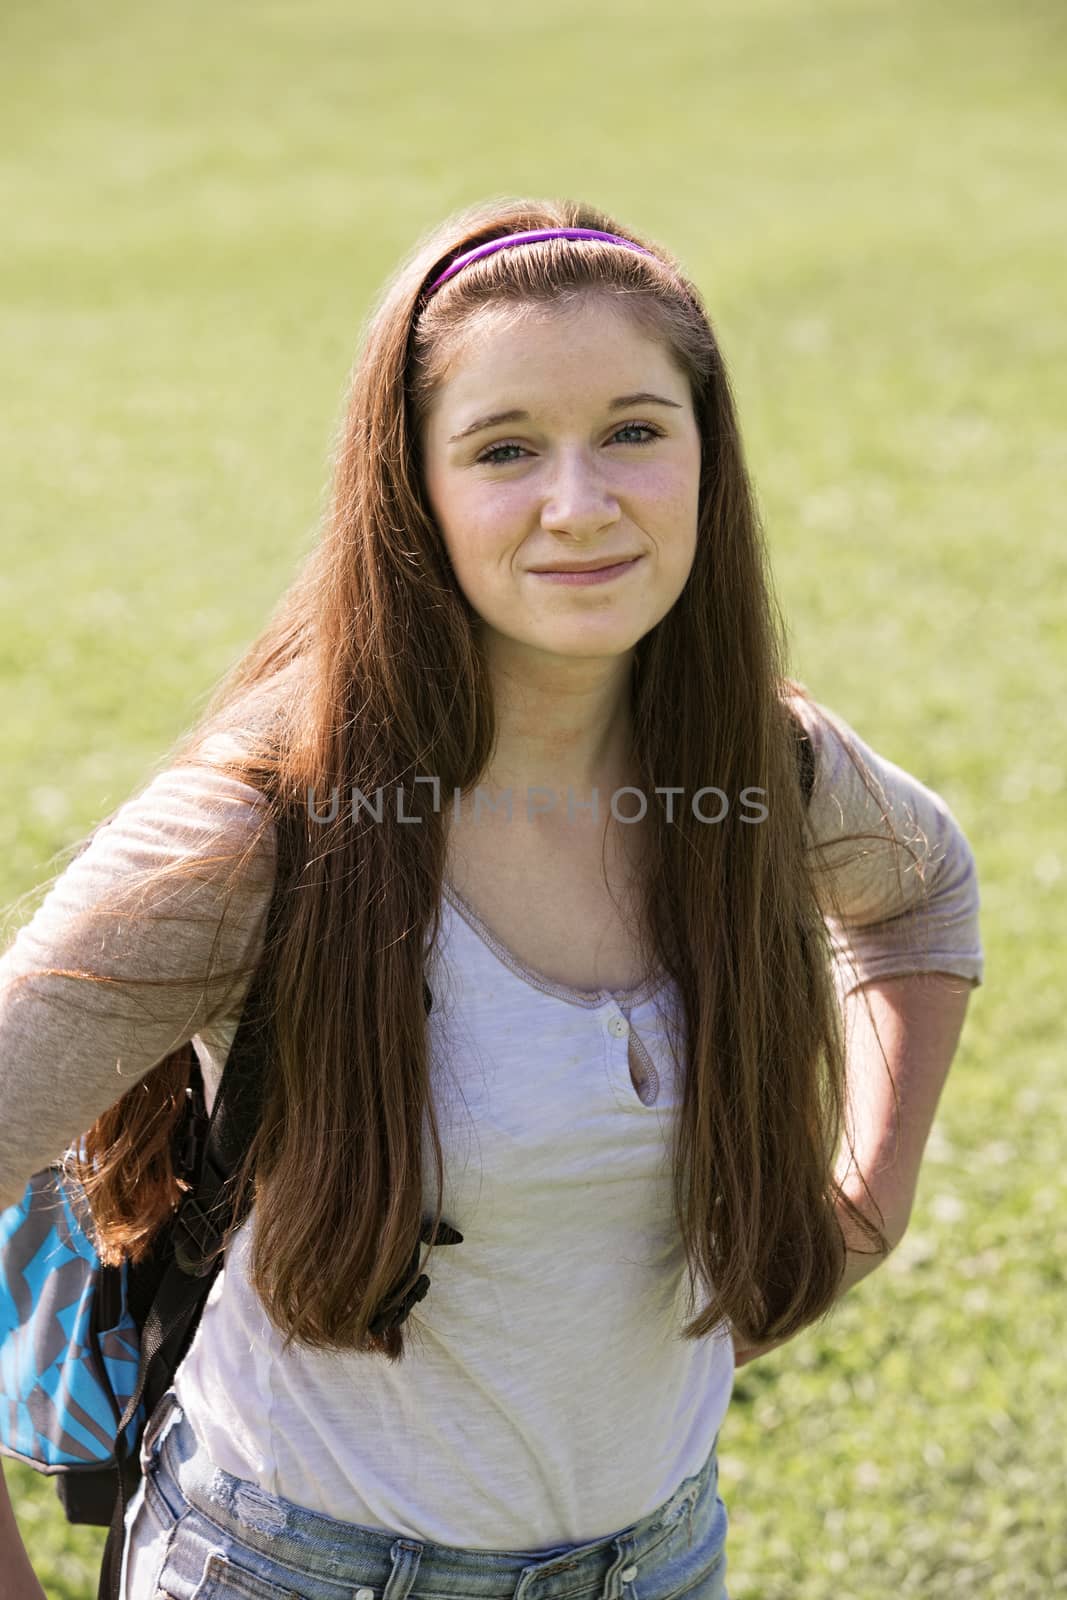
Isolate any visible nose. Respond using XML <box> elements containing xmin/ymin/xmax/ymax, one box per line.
<box><xmin>539</xmin><ymin>448</ymin><xmax>622</xmax><ymax>539</ymax></box>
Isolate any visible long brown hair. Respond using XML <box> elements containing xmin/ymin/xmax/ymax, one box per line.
<box><xmin>10</xmin><ymin>195</ymin><xmax>923</xmax><ymax>1362</ymax></box>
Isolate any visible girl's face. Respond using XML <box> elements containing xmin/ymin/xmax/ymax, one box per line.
<box><xmin>420</xmin><ymin>297</ymin><xmax>702</xmax><ymax>672</ymax></box>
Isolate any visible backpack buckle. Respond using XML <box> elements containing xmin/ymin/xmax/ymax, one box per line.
<box><xmin>367</xmin><ymin>1218</ymin><xmax>463</xmax><ymax>1335</ymax></box>
<box><xmin>176</xmin><ymin>1084</ymin><xmax>208</xmax><ymax>1182</ymax></box>
<box><xmin>369</xmin><ymin>1272</ymin><xmax>430</xmax><ymax>1336</ymax></box>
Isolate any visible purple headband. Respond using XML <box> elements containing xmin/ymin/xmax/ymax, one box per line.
<box><xmin>422</xmin><ymin>228</ymin><xmax>658</xmax><ymax>301</ymax></box>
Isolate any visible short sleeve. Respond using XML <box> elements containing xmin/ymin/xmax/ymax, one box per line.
<box><xmin>0</xmin><ymin>751</ymin><xmax>276</xmax><ymax>1204</ymax></box>
<box><xmin>787</xmin><ymin>693</ymin><xmax>985</xmax><ymax>1003</ymax></box>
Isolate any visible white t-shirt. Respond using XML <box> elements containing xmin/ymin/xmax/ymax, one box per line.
<box><xmin>0</xmin><ymin>694</ymin><xmax>984</xmax><ymax>1548</ymax></box>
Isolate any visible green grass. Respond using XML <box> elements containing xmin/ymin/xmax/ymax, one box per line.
<box><xmin>2</xmin><ymin>0</ymin><xmax>1064</xmax><ymax>1594</ymax></box>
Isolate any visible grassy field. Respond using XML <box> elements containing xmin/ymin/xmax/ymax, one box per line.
<box><xmin>2</xmin><ymin>1</ymin><xmax>1064</xmax><ymax>1595</ymax></box>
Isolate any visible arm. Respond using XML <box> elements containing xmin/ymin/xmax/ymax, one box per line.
<box><xmin>733</xmin><ymin>695</ymin><xmax>984</xmax><ymax>1369</ymax></box>
<box><xmin>0</xmin><ymin>1462</ymin><xmax>48</xmax><ymax>1600</ymax></box>
<box><xmin>833</xmin><ymin>968</ymin><xmax>974</xmax><ymax>1254</ymax></box>
<box><xmin>0</xmin><ymin>751</ymin><xmax>274</xmax><ymax>1206</ymax></box>
<box><xmin>733</xmin><ymin>969</ymin><xmax>975</xmax><ymax>1369</ymax></box>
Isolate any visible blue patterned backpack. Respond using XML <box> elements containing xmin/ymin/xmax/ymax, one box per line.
<box><xmin>0</xmin><ymin>1067</ymin><xmax>222</xmax><ymax>1517</ymax></box>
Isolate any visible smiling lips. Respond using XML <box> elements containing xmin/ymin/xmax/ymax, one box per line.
<box><xmin>530</xmin><ymin>554</ymin><xmax>642</xmax><ymax>572</ymax></box>
<box><xmin>530</xmin><ymin>555</ymin><xmax>643</xmax><ymax>586</ymax></box>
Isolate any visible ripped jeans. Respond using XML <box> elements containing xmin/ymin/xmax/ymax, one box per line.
<box><xmin>121</xmin><ymin>1388</ymin><xmax>730</xmax><ymax>1600</ymax></box>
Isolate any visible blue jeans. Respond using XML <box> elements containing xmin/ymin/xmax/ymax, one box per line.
<box><xmin>121</xmin><ymin>1388</ymin><xmax>730</xmax><ymax>1600</ymax></box>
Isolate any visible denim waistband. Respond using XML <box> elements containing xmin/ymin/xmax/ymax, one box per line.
<box><xmin>142</xmin><ymin>1387</ymin><xmax>723</xmax><ymax>1600</ymax></box>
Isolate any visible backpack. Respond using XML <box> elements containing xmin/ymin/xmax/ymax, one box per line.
<box><xmin>0</xmin><ymin>798</ymin><xmax>459</xmax><ymax>1600</ymax></box>
<box><xmin>0</xmin><ymin>717</ymin><xmax>815</xmax><ymax>1600</ymax></box>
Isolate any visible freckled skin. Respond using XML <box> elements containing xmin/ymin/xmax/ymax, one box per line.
<box><xmin>421</xmin><ymin>298</ymin><xmax>703</xmax><ymax>679</ymax></box>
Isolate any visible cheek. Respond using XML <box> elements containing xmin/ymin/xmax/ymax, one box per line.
<box><xmin>630</xmin><ymin>456</ymin><xmax>697</xmax><ymax>517</ymax></box>
<box><xmin>440</xmin><ymin>487</ymin><xmax>526</xmax><ymax>573</ymax></box>
<box><xmin>646</xmin><ymin>487</ymin><xmax>700</xmax><ymax>576</ymax></box>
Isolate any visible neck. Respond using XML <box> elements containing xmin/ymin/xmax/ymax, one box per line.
<box><xmin>477</xmin><ymin>644</ymin><xmax>637</xmax><ymax>810</ymax></box>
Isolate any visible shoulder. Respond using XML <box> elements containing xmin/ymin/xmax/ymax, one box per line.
<box><xmin>101</xmin><ymin>732</ymin><xmax>278</xmax><ymax>892</ymax></box>
<box><xmin>779</xmin><ymin>684</ymin><xmax>890</xmax><ymax>818</ymax></box>
<box><xmin>0</xmin><ymin>741</ymin><xmax>279</xmax><ymax>1202</ymax></box>
<box><xmin>778</xmin><ymin>685</ymin><xmax>981</xmax><ymax>925</ymax></box>
<box><xmin>2</xmin><ymin>735</ymin><xmax>278</xmax><ymax>966</ymax></box>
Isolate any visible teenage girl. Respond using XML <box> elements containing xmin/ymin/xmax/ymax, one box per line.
<box><xmin>0</xmin><ymin>197</ymin><xmax>983</xmax><ymax>1600</ymax></box>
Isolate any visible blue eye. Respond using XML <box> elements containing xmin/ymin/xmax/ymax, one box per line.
<box><xmin>475</xmin><ymin>421</ymin><xmax>665</xmax><ymax>467</ymax></box>
<box><xmin>476</xmin><ymin>441</ymin><xmax>525</xmax><ymax>466</ymax></box>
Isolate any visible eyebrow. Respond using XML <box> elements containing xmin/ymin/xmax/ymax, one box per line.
<box><xmin>447</xmin><ymin>391</ymin><xmax>685</xmax><ymax>444</ymax></box>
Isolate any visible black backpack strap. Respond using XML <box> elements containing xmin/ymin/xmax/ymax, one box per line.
<box><xmin>97</xmin><ymin>963</ymin><xmax>287</xmax><ymax>1599</ymax></box>
<box><xmin>790</xmin><ymin>708</ymin><xmax>816</xmax><ymax>807</ymax></box>
<box><xmin>96</xmin><ymin>803</ymin><xmax>297</xmax><ymax>1600</ymax></box>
